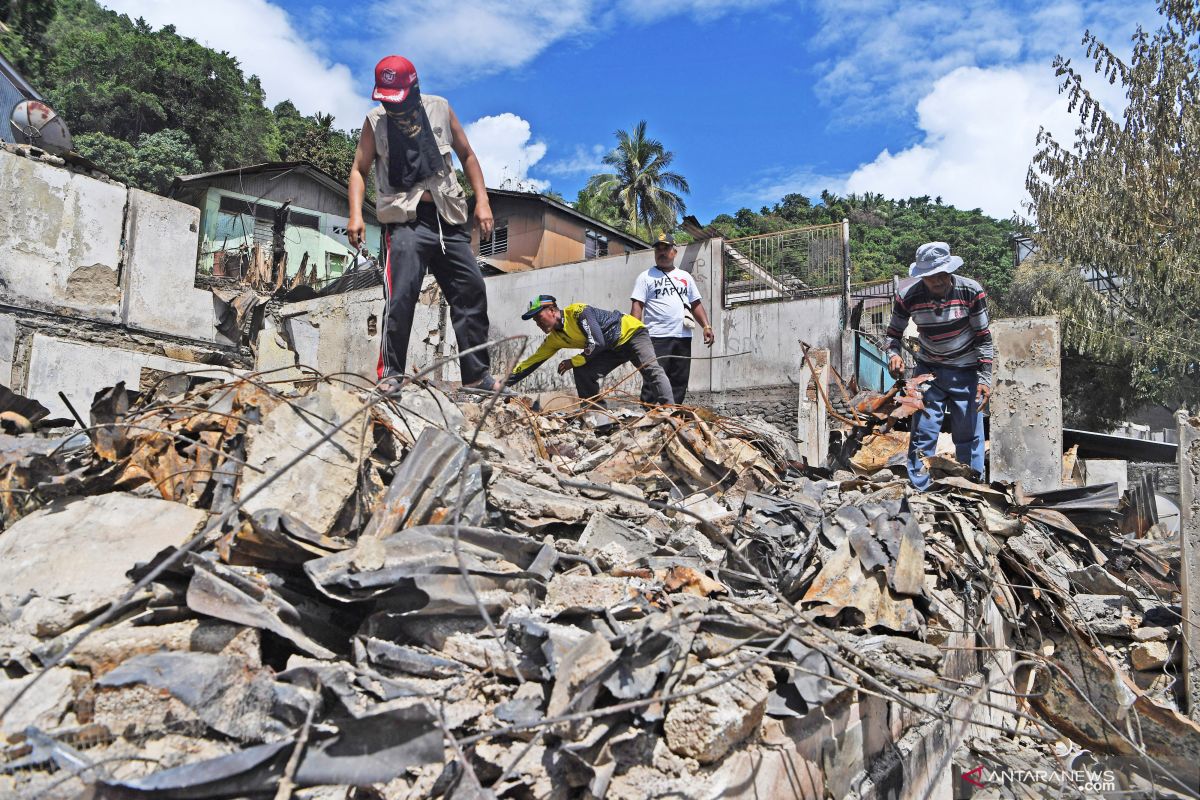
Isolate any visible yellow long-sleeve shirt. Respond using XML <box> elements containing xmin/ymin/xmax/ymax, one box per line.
<box><xmin>508</xmin><ymin>303</ymin><xmax>644</xmax><ymax>384</ymax></box>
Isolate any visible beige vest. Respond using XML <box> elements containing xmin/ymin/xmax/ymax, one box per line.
<box><xmin>367</xmin><ymin>95</ymin><xmax>468</xmax><ymax>225</ymax></box>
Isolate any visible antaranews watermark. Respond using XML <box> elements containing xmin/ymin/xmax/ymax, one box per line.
<box><xmin>960</xmin><ymin>765</ymin><xmax>1117</xmax><ymax>794</ymax></box>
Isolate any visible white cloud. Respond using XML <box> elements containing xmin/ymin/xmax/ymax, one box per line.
<box><xmin>362</xmin><ymin>0</ymin><xmax>783</xmax><ymax>84</ymax></box>
<box><xmin>612</xmin><ymin>0</ymin><xmax>780</xmax><ymax>24</ymax></box>
<box><xmin>808</xmin><ymin>0</ymin><xmax>1157</xmax><ymax>125</ymax></box>
<box><xmin>362</xmin><ymin>0</ymin><xmax>593</xmax><ymax>85</ymax></box>
<box><xmin>465</xmin><ymin>113</ymin><xmax>549</xmax><ymax>191</ymax></box>
<box><xmin>101</xmin><ymin>0</ymin><xmax>372</xmax><ymax>129</ymax></box>
<box><xmin>724</xmin><ymin>166</ymin><xmax>843</xmax><ymax>209</ymax></box>
<box><xmin>842</xmin><ymin>65</ymin><xmax>1079</xmax><ymax>218</ymax></box>
<box><xmin>540</xmin><ymin>144</ymin><xmax>607</xmax><ymax>177</ymax></box>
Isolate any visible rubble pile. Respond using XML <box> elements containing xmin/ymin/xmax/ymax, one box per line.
<box><xmin>0</xmin><ymin>374</ymin><xmax>1197</xmax><ymax>798</ymax></box>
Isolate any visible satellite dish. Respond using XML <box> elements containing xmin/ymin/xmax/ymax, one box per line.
<box><xmin>10</xmin><ymin>100</ymin><xmax>73</xmax><ymax>154</ymax></box>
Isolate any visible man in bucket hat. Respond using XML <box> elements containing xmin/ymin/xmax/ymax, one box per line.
<box><xmin>507</xmin><ymin>295</ymin><xmax>674</xmax><ymax>406</ymax></box>
<box><xmin>347</xmin><ymin>56</ymin><xmax>500</xmax><ymax>392</ymax></box>
<box><xmin>884</xmin><ymin>242</ymin><xmax>994</xmax><ymax>490</ymax></box>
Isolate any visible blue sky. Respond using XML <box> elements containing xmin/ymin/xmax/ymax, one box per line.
<box><xmin>101</xmin><ymin>0</ymin><xmax>1156</xmax><ymax>221</ymax></box>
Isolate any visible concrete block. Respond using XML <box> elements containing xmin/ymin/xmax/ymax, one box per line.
<box><xmin>797</xmin><ymin>348</ymin><xmax>829</xmax><ymax>465</ymax></box>
<box><xmin>238</xmin><ymin>383</ymin><xmax>366</xmax><ymax>536</ymax></box>
<box><xmin>544</xmin><ymin>575</ymin><xmax>636</xmax><ymax>612</ymax></box>
<box><xmin>121</xmin><ymin>188</ymin><xmax>215</xmax><ymax>341</ymax></box>
<box><xmin>663</xmin><ymin>661</ymin><xmax>773</xmax><ymax>764</ymax></box>
<box><xmin>1131</xmin><ymin>641</ymin><xmax>1174</xmax><ymax>671</ymax></box>
<box><xmin>989</xmin><ymin>316</ymin><xmax>1062</xmax><ymax>491</ymax></box>
<box><xmin>24</xmin><ymin>334</ymin><xmax>228</xmax><ymax>420</ymax></box>
<box><xmin>0</xmin><ymin>149</ymin><xmax>125</xmax><ymax>320</ymax></box>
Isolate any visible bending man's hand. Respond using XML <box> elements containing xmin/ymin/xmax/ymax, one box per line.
<box><xmin>976</xmin><ymin>383</ymin><xmax>992</xmax><ymax>410</ymax></box>
<box><xmin>888</xmin><ymin>354</ymin><xmax>904</xmax><ymax>378</ymax></box>
<box><xmin>557</xmin><ymin>360</ymin><xmax>574</xmax><ymax>375</ymax></box>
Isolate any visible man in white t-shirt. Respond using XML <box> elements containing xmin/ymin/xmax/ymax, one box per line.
<box><xmin>630</xmin><ymin>233</ymin><xmax>715</xmax><ymax>404</ymax></box>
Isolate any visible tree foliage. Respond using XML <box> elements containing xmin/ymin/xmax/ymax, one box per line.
<box><xmin>585</xmin><ymin>121</ymin><xmax>689</xmax><ymax>237</ymax></box>
<box><xmin>0</xmin><ymin>0</ymin><xmax>360</xmax><ymax>194</ymax></box>
<box><xmin>706</xmin><ymin>192</ymin><xmax>1017</xmax><ymax>305</ymax></box>
<box><xmin>1017</xmin><ymin>0</ymin><xmax>1200</xmax><ymax>416</ymax></box>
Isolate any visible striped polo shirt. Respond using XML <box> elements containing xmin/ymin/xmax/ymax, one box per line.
<box><xmin>884</xmin><ymin>275</ymin><xmax>994</xmax><ymax>385</ymax></box>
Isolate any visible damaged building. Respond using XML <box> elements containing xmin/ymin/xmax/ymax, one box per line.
<box><xmin>0</xmin><ymin>141</ymin><xmax>1198</xmax><ymax>800</ymax></box>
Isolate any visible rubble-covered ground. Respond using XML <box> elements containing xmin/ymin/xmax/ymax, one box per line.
<box><xmin>0</xmin><ymin>372</ymin><xmax>1196</xmax><ymax>799</ymax></box>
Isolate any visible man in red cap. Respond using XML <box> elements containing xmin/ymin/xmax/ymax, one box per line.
<box><xmin>347</xmin><ymin>56</ymin><xmax>499</xmax><ymax>390</ymax></box>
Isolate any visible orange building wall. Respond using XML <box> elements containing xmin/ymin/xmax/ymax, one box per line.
<box><xmin>470</xmin><ymin>196</ymin><xmax>638</xmax><ymax>271</ymax></box>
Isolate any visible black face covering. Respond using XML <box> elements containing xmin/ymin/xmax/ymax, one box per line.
<box><xmin>383</xmin><ymin>84</ymin><xmax>444</xmax><ymax>190</ymax></box>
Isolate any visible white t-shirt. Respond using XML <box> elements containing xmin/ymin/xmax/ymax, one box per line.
<box><xmin>631</xmin><ymin>267</ymin><xmax>703</xmax><ymax>338</ymax></box>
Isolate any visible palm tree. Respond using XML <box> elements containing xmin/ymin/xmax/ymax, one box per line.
<box><xmin>585</xmin><ymin>121</ymin><xmax>689</xmax><ymax>237</ymax></box>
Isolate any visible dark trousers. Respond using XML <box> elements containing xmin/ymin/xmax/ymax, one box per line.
<box><xmin>378</xmin><ymin>206</ymin><xmax>491</xmax><ymax>383</ymax></box>
<box><xmin>574</xmin><ymin>329</ymin><xmax>674</xmax><ymax>404</ymax></box>
<box><xmin>640</xmin><ymin>336</ymin><xmax>692</xmax><ymax>405</ymax></box>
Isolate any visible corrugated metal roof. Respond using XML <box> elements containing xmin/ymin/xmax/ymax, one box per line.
<box><xmin>171</xmin><ymin>162</ymin><xmax>349</xmax><ymax>200</ymax></box>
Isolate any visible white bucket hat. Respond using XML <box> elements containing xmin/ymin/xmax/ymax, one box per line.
<box><xmin>909</xmin><ymin>241</ymin><xmax>963</xmax><ymax>278</ymax></box>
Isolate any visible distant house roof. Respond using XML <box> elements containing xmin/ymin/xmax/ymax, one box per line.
<box><xmin>170</xmin><ymin>161</ymin><xmax>351</xmax><ymax>201</ymax></box>
<box><xmin>169</xmin><ymin>161</ymin><xmax>377</xmax><ymax>224</ymax></box>
<box><xmin>480</xmin><ymin>188</ymin><xmax>651</xmax><ymax>250</ymax></box>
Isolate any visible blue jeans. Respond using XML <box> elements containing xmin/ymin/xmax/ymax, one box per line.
<box><xmin>906</xmin><ymin>364</ymin><xmax>985</xmax><ymax>490</ymax></box>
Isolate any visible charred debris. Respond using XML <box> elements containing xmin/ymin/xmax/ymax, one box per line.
<box><xmin>0</xmin><ymin>368</ymin><xmax>1194</xmax><ymax>799</ymax></box>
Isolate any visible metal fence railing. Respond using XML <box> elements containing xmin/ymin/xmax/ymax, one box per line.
<box><xmin>849</xmin><ymin>278</ymin><xmax>897</xmax><ymax>342</ymax></box>
<box><xmin>722</xmin><ymin>222</ymin><xmax>848</xmax><ymax>306</ymax></box>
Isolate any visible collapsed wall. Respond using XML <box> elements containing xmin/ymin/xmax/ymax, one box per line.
<box><xmin>0</xmin><ymin>145</ymin><xmax>249</xmax><ymax>419</ymax></box>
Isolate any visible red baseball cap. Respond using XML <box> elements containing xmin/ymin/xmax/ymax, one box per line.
<box><xmin>373</xmin><ymin>55</ymin><xmax>418</xmax><ymax>103</ymax></box>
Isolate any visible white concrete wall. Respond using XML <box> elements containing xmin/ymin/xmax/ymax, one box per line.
<box><xmin>272</xmin><ymin>238</ymin><xmax>849</xmax><ymax>394</ymax></box>
<box><xmin>479</xmin><ymin>244</ymin><xmax>717</xmax><ymax>392</ymax></box>
<box><xmin>714</xmin><ymin>295</ymin><xmax>843</xmax><ymax>392</ymax></box>
<box><xmin>481</xmin><ymin>239</ymin><xmax>843</xmax><ymax>393</ymax></box>
<box><xmin>0</xmin><ymin>149</ymin><xmax>125</xmax><ymax>321</ymax></box>
<box><xmin>0</xmin><ymin>149</ymin><xmax>235</xmax><ymax>350</ymax></box>
<box><xmin>26</xmin><ymin>334</ymin><xmax>229</xmax><ymax>420</ymax></box>
<box><xmin>121</xmin><ymin>189</ymin><xmax>216</xmax><ymax>342</ymax></box>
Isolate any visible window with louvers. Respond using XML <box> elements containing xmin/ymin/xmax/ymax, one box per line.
<box><xmin>480</xmin><ymin>223</ymin><xmax>508</xmax><ymax>256</ymax></box>
<box><xmin>585</xmin><ymin>229</ymin><xmax>608</xmax><ymax>259</ymax></box>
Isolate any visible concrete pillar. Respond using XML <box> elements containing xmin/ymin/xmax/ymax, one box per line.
<box><xmin>797</xmin><ymin>348</ymin><xmax>829</xmax><ymax>466</ymax></box>
<box><xmin>989</xmin><ymin>317</ymin><xmax>1062</xmax><ymax>491</ymax></box>
<box><xmin>1178</xmin><ymin>410</ymin><xmax>1200</xmax><ymax>721</ymax></box>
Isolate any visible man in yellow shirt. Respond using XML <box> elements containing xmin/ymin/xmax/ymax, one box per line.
<box><xmin>507</xmin><ymin>295</ymin><xmax>674</xmax><ymax>405</ymax></box>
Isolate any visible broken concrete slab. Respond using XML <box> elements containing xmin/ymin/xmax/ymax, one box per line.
<box><xmin>544</xmin><ymin>575</ymin><xmax>638</xmax><ymax>613</ymax></box>
<box><xmin>578</xmin><ymin>513</ymin><xmax>658</xmax><ymax>563</ymax></box>
<box><xmin>1069</xmin><ymin>594</ymin><xmax>1143</xmax><ymax>638</ymax></box>
<box><xmin>238</xmin><ymin>383</ymin><xmax>366</xmax><ymax>536</ymax></box>
<box><xmin>0</xmin><ymin>493</ymin><xmax>206</xmax><ymax>613</ymax></box>
<box><xmin>0</xmin><ymin>666</ymin><xmax>84</xmax><ymax>736</ymax></box>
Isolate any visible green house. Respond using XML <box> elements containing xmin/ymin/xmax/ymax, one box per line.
<box><xmin>170</xmin><ymin>162</ymin><xmax>383</xmax><ymax>283</ymax></box>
